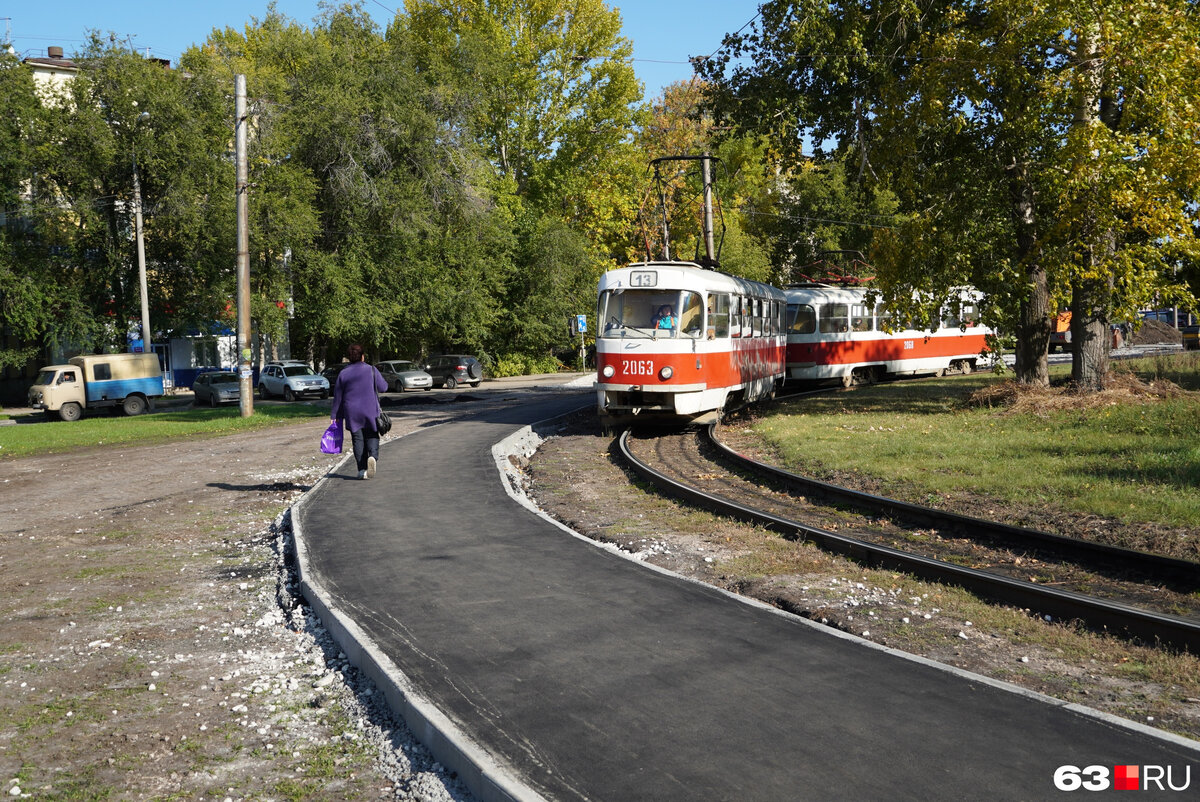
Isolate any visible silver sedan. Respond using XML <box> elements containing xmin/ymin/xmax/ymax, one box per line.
<box><xmin>377</xmin><ymin>360</ymin><xmax>434</xmax><ymax>392</ymax></box>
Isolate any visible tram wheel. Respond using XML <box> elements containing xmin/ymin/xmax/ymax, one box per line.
<box><xmin>843</xmin><ymin>367</ymin><xmax>875</xmax><ymax>388</ymax></box>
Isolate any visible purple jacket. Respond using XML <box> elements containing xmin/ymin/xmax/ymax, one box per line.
<box><xmin>331</xmin><ymin>361</ymin><xmax>388</xmax><ymax>433</ymax></box>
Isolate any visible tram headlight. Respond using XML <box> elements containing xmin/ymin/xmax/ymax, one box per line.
<box><xmin>659</xmin><ymin>366</ymin><xmax>673</xmax><ymax>380</ymax></box>
<box><xmin>602</xmin><ymin>365</ymin><xmax>615</xmax><ymax>379</ymax></box>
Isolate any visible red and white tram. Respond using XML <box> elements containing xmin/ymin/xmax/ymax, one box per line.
<box><xmin>784</xmin><ymin>283</ymin><xmax>993</xmax><ymax>386</ymax></box>
<box><xmin>595</xmin><ymin>261</ymin><xmax>787</xmax><ymax>428</ymax></box>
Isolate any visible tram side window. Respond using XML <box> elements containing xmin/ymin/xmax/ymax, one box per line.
<box><xmin>788</xmin><ymin>304</ymin><xmax>816</xmax><ymax>333</ymax></box>
<box><xmin>819</xmin><ymin>303</ymin><xmax>849</xmax><ymax>333</ymax></box>
<box><xmin>960</xmin><ymin>302</ymin><xmax>978</xmax><ymax>327</ymax></box>
<box><xmin>851</xmin><ymin>304</ymin><xmax>872</xmax><ymax>332</ymax></box>
<box><xmin>741</xmin><ymin>297</ymin><xmax>753</xmax><ymax>338</ymax></box>
<box><xmin>875</xmin><ymin>305</ymin><xmax>893</xmax><ymax>332</ymax></box>
<box><xmin>752</xmin><ymin>298</ymin><xmax>763</xmax><ymax>337</ymax></box>
<box><xmin>708</xmin><ymin>293</ymin><xmax>730</xmax><ymax>338</ymax></box>
<box><xmin>679</xmin><ymin>291</ymin><xmax>703</xmax><ymax>337</ymax></box>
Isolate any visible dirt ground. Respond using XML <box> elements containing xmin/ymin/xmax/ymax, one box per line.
<box><xmin>3</xmin><ymin>377</ymin><xmax>1197</xmax><ymax>800</ymax></box>
<box><xmin>0</xmin><ymin>403</ymin><xmax>478</xmax><ymax>801</ymax></box>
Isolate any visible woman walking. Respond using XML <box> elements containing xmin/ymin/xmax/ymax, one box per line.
<box><xmin>330</xmin><ymin>344</ymin><xmax>388</xmax><ymax>479</ymax></box>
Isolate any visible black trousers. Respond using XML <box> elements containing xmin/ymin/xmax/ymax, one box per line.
<box><xmin>350</xmin><ymin>426</ymin><xmax>379</xmax><ymax>472</ymax></box>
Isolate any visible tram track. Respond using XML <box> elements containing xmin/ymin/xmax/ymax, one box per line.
<box><xmin>618</xmin><ymin>426</ymin><xmax>1200</xmax><ymax>653</ymax></box>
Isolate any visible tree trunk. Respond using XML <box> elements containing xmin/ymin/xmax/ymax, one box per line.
<box><xmin>1007</xmin><ymin>160</ymin><xmax>1049</xmax><ymax>386</ymax></box>
<box><xmin>1070</xmin><ymin>26</ymin><xmax>1111</xmax><ymax>392</ymax></box>
<box><xmin>1070</xmin><ymin>276</ymin><xmax>1112</xmax><ymax>389</ymax></box>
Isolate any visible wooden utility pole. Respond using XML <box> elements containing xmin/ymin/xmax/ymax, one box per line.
<box><xmin>235</xmin><ymin>75</ymin><xmax>254</xmax><ymax>416</ymax></box>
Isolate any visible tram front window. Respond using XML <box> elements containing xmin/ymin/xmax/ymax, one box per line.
<box><xmin>788</xmin><ymin>303</ymin><xmax>816</xmax><ymax>334</ymax></box>
<box><xmin>600</xmin><ymin>289</ymin><xmax>702</xmax><ymax>339</ymax></box>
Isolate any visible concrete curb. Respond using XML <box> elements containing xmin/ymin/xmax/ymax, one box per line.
<box><xmin>291</xmin><ymin>430</ymin><xmax>555</xmax><ymax>802</ymax></box>
<box><xmin>293</xmin><ymin>396</ymin><xmax>1199</xmax><ymax>802</ymax></box>
<box><xmin>491</xmin><ymin>422</ymin><xmax>1200</xmax><ymax>759</ymax></box>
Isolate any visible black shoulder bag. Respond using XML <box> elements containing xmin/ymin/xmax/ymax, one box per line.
<box><xmin>373</xmin><ymin>368</ymin><xmax>392</xmax><ymax>435</ymax></box>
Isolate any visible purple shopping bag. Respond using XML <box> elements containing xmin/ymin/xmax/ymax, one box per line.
<box><xmin>320</xmin><ymin>420</ymin><xmax>343</xmax><ymax>454</ymax></box>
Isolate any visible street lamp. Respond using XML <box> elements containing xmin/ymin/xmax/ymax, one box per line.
<box><xmin>132</xmin><ymin>110</ymin><xmax>150</xmax><ymax>354</ymax></box>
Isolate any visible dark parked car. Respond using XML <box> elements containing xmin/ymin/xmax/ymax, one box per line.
<box><xmin>192</xmin><ymin>371</ymin><xmax>240</xmax><ymax>407</ymax></box>
<box><xmin>425</xmin><ymin>355</ymin><xmax>483</xmax><ymax>389</ymax></box>
<box><xmin>377</xmin><ymin>360</ymin><xmax>433</xmax><ymax>392</ymax></box>
<box><xmin>321</xmin><ymin>363</ymin><xmax>349</xmax><ymax>385</ymax></box>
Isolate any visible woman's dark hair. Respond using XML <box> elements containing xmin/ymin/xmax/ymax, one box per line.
<box><xmin>346</xmin><ymin>344</ymin><xmax>365</xmax><ymax>362</ymax></box>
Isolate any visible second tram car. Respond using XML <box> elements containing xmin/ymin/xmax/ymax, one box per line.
<box><xmin>785</xmin><ymin>283</ymin><xmax>993</xmax><ymax>386</ymax></box>
<box><xmin>595</xmin><ymin>262</ymin><xmax>786</xmax><ymax>428</ymax></box>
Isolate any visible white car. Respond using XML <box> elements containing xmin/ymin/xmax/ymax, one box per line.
<box><xmin>377</xmin><ymin>360</ymin><xmax>434</xmax><ymax>392</ymax></box>
<box><xmin>258</xmin><ymin>361</ymin><xmax>329</xmax><ymax>401</ymax></box>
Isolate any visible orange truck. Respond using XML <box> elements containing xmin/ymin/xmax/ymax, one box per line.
<box><xmin>1049</xmin><ymin>311</ymin><xmax>1072</xmax><ymax>353</ymax></box>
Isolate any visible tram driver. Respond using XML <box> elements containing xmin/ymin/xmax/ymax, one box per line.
<box><xmin>653</xmin><ymin>304</ymin><xmax>676</xmax><ymax>330</ymax></box>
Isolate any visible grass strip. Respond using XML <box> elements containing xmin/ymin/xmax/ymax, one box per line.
<box><xmin>749</xmin><ymin>354</ymin><xmax>1200</xmax><ymax>530</ymax></box>
<box><xmin>0</xmin><ymin>404</ymin><xmax>328</xmax><ymax>459</ymax></box>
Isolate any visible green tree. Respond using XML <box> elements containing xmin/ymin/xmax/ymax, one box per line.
<box><xmin>750</xmin><ymin>157</ymin><xmax>897</xmax><ymax>283</ymax></box>
<box><xmin>635</xmin><ymin>81</ymin><xmax>778</xmax><ymax>279</ymax></box>
<box><xmin>0</xmin><ymin>49</ymin><xmax>64</xmax><ymax>371</ymax></box>
<box><xmin>701</xmin><ymin>0</ymin><xmax>1200</xmax><ymax>388</ymax></box>
<box><xmin>19</xmin><ymin>37</ymin><xmax>235</xmax><ymax>357</ymax></box>
<box><xmin>404</xmin><ymin>0</ymin><xmax>641</xmax><ymax>197</ymax></box>
<box><xmin>400</xmin><ymin>0</ymin><xmax>647</xmax><ymax>362</ymax></box>
<box><xmin>187</xmin><ymin>5</ymin><xmax>516</xmax><ymax>364</ymax></box>
<box><xmin>403</xmin><ymin>0</ymin><xmax>644</xmax><ymax>256</ymax></box>
<box><xmin>1047</xmin><ymin>9</ymin><xmax>1200</xmax><ymax>387</ymax></box>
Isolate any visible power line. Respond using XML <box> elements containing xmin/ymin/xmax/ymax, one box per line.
<box><xmin>698</xmin><ymin>10</ymin><xmax>761</xmax><ymax>64</ymax></box>
<box><xmin>738</xmin><ymin>206</ymin><xmax>896</xmax><ymax>231</ymax></box>
<box><xmin>367</xmin><ymin>0</ymin><xmax>399</xmax><ymax>19</ymax></box>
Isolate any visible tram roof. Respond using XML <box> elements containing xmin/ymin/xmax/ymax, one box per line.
<box><xmin>600</xmin><ymin>261</ymin><xmax>785</xmax><ymax>298</ymax></box>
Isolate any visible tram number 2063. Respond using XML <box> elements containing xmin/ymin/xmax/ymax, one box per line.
<box><xmin>622</xmin><ymin>359</ymin><xmax>656</xmax><ymax>376</ymax></box>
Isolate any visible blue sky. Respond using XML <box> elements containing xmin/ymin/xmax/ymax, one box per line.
<box><xmin>2</xmin><ymin>1</ymin><xmax>761</xmax><ymax>100</ymax></box>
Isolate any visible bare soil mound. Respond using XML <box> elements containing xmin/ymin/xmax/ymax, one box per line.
<box><xmin>968</xmin><ymin>371</ymin><xmax>1188</xmax><ymax>415</ymax></box>
<box><xmin>1131</xmin><ymin>318</ymin><xmax>1183</xmax><ymax>345</ymax></box>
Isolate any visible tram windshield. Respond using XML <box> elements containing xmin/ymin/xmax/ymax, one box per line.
<box><xmin>787</xmin><ymin>304</ymin><xmax>816</xmax><ymax>334</ymax></box>
<box><xmin>599</xmin><ymin>289</ymin><xmax>703</xmax><ymax>339</ymax></box>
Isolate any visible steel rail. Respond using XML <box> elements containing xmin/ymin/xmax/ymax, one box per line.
<box><xmin>617</xmin><ymin>429</ymin><xmax>1200</xmax><ymax>654</ymax></box>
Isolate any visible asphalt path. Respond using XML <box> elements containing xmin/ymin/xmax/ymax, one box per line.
<box><xmin>294</xmin><ymin>388</ymin><xmax>1198</xmax><ymax>801</ymax></box>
